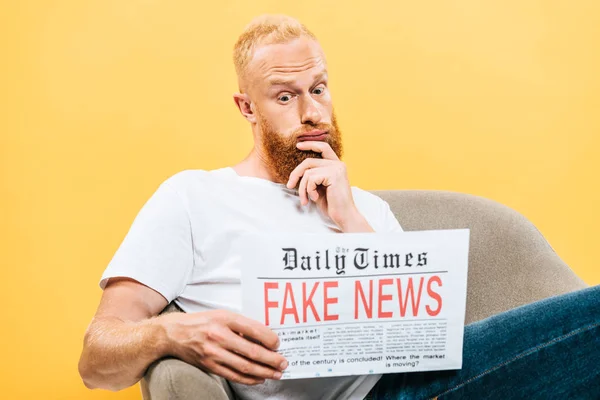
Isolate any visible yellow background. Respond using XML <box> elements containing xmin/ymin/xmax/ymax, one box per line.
<box><xmin>1</xmin><ymin>1</ymin><xmax>598</xmax><ymax>399</ymax></box>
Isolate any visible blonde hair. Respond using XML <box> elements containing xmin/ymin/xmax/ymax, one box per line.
<box><xmin>233</xmin><ymin>14</ymin><xmax>318</xmax><ymax>87</ymax></box>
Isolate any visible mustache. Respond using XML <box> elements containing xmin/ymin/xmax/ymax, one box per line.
<box><xmin>292</xmin><ymin>123</ymin><xmax>334</xmax><ymax>136</ymax></box>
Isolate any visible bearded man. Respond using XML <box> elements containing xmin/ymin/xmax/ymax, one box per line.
<box><xmin>79</xmin><ymin>14</ymin><xmax>600</xmax><ymax>400</ymax></box>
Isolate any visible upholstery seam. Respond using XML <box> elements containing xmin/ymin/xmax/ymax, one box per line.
<box><xmin>433</xmin><ymin>321</ymin><xmax>599</xmax><ymax>399</ymax></box>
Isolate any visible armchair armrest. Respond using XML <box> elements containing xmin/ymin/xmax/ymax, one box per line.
<box><xmin>140</xmin><ymin>303</ymin><xmax>235</xmax><ymax>400</ymax></box>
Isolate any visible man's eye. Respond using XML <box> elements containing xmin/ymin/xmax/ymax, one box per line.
<box><xmin>279</xmin><ymin>94</ymin><xmax>292</xmax><ymax>102</ymax></box>
<box><xmin>312</xmin><ymin>87</ymin><xmax>325</xmax><ymax>95</ymax></box>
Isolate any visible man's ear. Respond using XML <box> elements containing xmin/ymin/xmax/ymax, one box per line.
<box><xmin>233</xmin><ymin>93</ymin><xmax>257</xmax><ymax>123</ymax></box>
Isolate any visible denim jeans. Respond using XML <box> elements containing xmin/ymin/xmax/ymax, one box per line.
<box><xmin>366</xmin><ymin>285</ymin><xmax>599</xmax><ymax>400</ymax></box>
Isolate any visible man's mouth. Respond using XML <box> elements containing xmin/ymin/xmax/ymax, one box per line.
<box><xmin>297</xmin><ymin>130</ymin><xmax>329</xmax><ymax>142</ymax></box>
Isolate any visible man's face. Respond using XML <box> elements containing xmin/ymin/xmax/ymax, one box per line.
<box><xmin>245</xmin><ymin>36</ymin><xmax>342</xmax><ymax>184</ymax></box>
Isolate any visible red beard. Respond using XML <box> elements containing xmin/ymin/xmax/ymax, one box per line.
<box><xmin>258</xmin><ymin>111</ymin><xmax>343</xmax><ymax>185</ymax></box>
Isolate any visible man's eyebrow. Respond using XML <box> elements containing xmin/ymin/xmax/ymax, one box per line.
<box><xmin>313</xmin><ymin>71</ymin><xmax>328</xmax><ymax>82</ymax></box>
<box><xmin>267</xmin><ymin>71</ymin><xmax>329</xmax><ymax>88</ymax></box>
<box><xmin>268</xmin><ymin>77</ymin><xmax>296</xmax><ymax>87</ymax></box>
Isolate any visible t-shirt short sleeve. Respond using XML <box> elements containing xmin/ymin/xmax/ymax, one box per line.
<box><xmin>351</xmin><ymin>187</ymin><xmax>404</xmax><ymax>233</ymax></box>
<box><xmin>99</xmin><ymin>180</ymin><xmax>194</xmax><ymax>303</ymax></box>
<box><xmin>381</xmin><ymin>200</ymin><xmax>404</xmax><ymax>233</ymax></box>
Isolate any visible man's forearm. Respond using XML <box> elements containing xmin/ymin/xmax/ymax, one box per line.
<box><xmin>339</xmin><ymin>208</ymin><xmax>375</xmax><ymax>233</ymax></box>
<box><xmin>79</xmin><ymin>315</ymin><xmax>169</xmax><ymax>391</ymax></box>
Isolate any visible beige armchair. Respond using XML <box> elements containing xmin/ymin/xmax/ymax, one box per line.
<box><xmin>140</xmin><ymin>190</ymin><xmax>588</xmax><ymax>400</ymax></box>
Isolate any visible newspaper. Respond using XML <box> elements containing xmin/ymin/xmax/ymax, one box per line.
<box><xmin>237</xmin><ymin>229</ymin><xmax>470</xmax><ymax>379</ymax></box>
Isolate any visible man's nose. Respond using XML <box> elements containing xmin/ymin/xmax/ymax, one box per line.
<box><xmin>300</xmin><ymin>96</ymin><xmax>322</xmax><ymax>125</ymax></box>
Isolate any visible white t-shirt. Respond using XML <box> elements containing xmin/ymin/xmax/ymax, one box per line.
<box><xmin>100</xmin><ymin>167</ymin><xmax>403</xmax><ymax>400</ymax></box>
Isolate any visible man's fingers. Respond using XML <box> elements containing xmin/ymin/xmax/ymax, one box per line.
<box><xmin>221</xmin><ymin>329</ymin><xmax>288</xmax><ymax>371</ymax></box>
<box><xmin>227</xmin><ymin>317</ymin><xmax>280</xmax><ymax>350</ymax></box>
<box><xmin>286</xmin><ymin>158</ymin><xmax>328</xmax><ymax>189</ymax></box>
<box><xmin>298</xmin><ymin>171</ymin><xmax>311</xmax><ymax>206</ymax></box>
<box><xmin>307</xmin><ymin>174</ymin><xmax>323</xmax><ymax>202</ymax></box>
<box><xmin>299</xmin><ymin>169</ymin><xmax>326</xmax><ymax>205</ymax></box>
<box><xmin>296</xmin><ymin>168</ymin><xmax>329</xmax><ymax>206</ymax></box>
<box><xmin>203</xmin><ymin>360</ymin><xmax>265</xmax><ymax>386</ymax></box>
<box><xmin>215</xmin><ymin>346</ymin><xmax>283</xmax><ymax>380</ymax></box>
<box><xmin>296</xmin><ymin>141</ymin><xmax>339</xmax><ymax>161</ymax></box>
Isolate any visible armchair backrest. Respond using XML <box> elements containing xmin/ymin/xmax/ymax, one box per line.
<box><xmin>373</xmin><ymin>190</ymin><xmax>587</xmax><ymax>323</ymax></box>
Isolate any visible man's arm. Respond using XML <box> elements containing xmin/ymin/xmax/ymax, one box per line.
<box><xmin>79</xmin><ymin>278</ymin><xmax>288</xmax><ymax>391</ymax></box>
<box><xmin>78</xmin><ymin>278</ymin><xmax>169</xmax><ymax>391</ymax></box>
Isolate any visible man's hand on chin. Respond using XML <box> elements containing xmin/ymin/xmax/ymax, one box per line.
<box><xmin>286</xmin><ymin>141</ymin><xmax>374</xmax><ymax>233</ymax></box>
